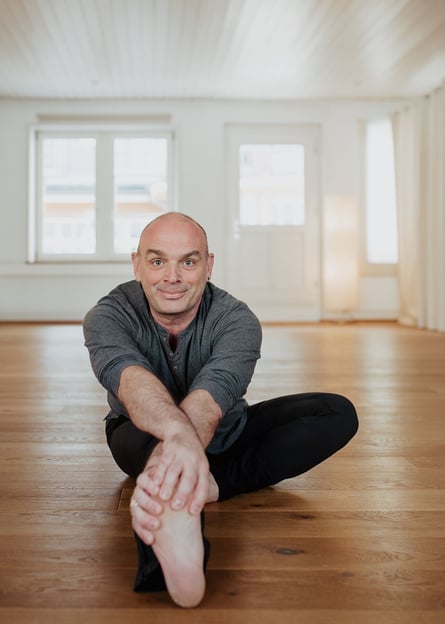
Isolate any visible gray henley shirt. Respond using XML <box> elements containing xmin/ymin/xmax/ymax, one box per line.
<box><xmin>83</xmin><ymin>280</ymin><xmax>262</xmax><ymax>454</ymax></box>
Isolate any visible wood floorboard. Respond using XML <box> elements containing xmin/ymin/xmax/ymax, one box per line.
<box><xmin>0</xmin><ymin>321</ymin><xmax>444</xmax><ymax>623</ymax></box>
<box><xmin>0</xmin><ymin>611</ymin><xmax>443</xmax><ymax>624</ymax></box>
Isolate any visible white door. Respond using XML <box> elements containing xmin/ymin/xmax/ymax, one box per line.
<box><xmin>225</xmin><ymin>124</ymin><xmax>321</xmax><ymax>321</ymax></box>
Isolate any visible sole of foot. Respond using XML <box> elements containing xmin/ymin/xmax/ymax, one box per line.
<box><xmin>152</xmin><ymin>504</ymin><xmax>205</xmax><ymax>608</ymax></box>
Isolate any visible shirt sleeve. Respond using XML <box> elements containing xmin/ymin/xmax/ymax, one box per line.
<box><xmin>189</xmin><ymin>301</ymin><xmax>262</xmax><ymax>415</ymax></box>
<box><xmin>83</xmin><ymin>296</ymin><xmax>155</xmax><ymax>398</ymax></box>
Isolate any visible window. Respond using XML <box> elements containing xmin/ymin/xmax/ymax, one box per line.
<box><xmin>40</xmin><ymin>137</ymin><xmax>96</xmax><ymax>255</ymax></box>
<box><xmin>364</xmin><ymin>119</ymin><xmax>398</xmax><ymax>267</ymax></box>
<box><xmin>239</xmin><ymin>144</ymin><xmax>305</xmax><ymax>226</ymax></box>
<box><xmin>32</xmin><ymin>128</ymin><xmax>173</xmax><ymax>261</ymax></box>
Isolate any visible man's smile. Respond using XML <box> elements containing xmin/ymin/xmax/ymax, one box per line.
<box><xmin>158</xmin><ymin>288</ymin><xmax>188</xmax><ymax>299</ymax></box>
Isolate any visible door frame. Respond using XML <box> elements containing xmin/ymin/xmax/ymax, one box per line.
<box><xmin>224</xmin><ymin>123</ymin><xmax>322</xmax><ymax>321</ymax></box>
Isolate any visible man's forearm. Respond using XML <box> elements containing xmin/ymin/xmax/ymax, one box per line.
<box><xmin>118</xmin><ymin>365</ymin><xmax>195</xmax><ymax>440</ymax></box>
<box><xmin>179</xmin><ymin>389</ymin><xmax>222</xmax><ymax>449</ymax></box>
<box><xmin>118</xmin><ymin>366</ymin><xmax>222</xmax><ymax>450</ymax></box>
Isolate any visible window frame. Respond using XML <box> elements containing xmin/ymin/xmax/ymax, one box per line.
<box><xmin>359</xmin><ymin>118</ymin><xmax>398</xmax><ymax>276</ymax></box>
<box><xmin>28</xmin><ymin>123</ymin><xmax>175</xmax><ymax>264</ymax></box>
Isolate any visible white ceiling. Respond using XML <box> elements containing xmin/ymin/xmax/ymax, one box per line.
<box><xmin>0</xmin><ymin>0</ymin><xmax>444</xmax><ymax>101</ymax></box>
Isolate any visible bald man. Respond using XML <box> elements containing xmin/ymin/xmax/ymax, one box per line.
<box><xmin>83</xmin><ymin>212</ymin><xmax>358</xmax><ymax>608</ymax></box>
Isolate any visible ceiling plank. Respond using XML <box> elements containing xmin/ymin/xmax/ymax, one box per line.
<box><xmin>0</xmin><ymin>0</ymin><xmax>443</xmax><ymax>100</ymax></box>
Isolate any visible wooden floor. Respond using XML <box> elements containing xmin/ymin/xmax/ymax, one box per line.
<box><xmin>0</xmin><ymin>322</ymin><xmax>444</xmax><ymax>624</ymax></box>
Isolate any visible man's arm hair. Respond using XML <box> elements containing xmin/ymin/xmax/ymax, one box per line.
<box><xmin>118</xmin><ymin>366</ymin><xmax>221</xmax><ymax>449</ymax></box>
<box><xmin>180</xmin><ymin>389</ymin><xmax>222</xmax><ymax>449</ymax></box>
<box><xmin>118</xmin><ymin>365</ymin><xmax>195</xmax><ymax>440</ymax></box>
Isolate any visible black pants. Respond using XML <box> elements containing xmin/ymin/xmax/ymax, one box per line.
<box><xmin>106</xmin><ymin>392</ymin><xmax>358</xmax><ymax>592</ymax></box>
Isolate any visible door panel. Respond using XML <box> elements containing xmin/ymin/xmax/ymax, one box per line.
<box><xmin>225</xmin><ymin>125</ymin><xmax>321</xmax><ymax>321</ymax></box>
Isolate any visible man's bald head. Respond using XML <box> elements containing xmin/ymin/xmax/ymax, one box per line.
<box><xmin>136</xmin><ymin>213</ymin><xmax>209</xmax><ymax>257</ymax></box>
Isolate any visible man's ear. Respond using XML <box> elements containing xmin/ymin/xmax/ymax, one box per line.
<box><xmin>207</xmin><ymin>253</ymin><xmax>215</xmax><ymax>280</ymax></box>
<box><xmin>131</xmin><ymin>252</ymin><xmax>141</xmax><ymax>281</ymax></box>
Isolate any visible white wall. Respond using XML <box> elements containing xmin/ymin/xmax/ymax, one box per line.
<box><xmin>0</xmin><ymin>97</ymin><xmax>405</xmax><ymax>321</ymax></box>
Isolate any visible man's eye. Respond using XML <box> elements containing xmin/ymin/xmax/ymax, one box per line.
<box><xmin>151</xmin><ymin>259</ymin><xmax>164</xmax><ymax>266</ymax></box>
<box><xmin>183</xmin><ymin>259</ymin><xmax>196</xmax><ymax>267</ymax></box>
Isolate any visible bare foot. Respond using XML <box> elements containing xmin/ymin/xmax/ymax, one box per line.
<box><xmin>207</xmin><ymin>473</ymin><xmax>219</xmax><ymax>504</ymax></box>
<box><xmin>152</xmin><ymin>503</ymin><xmax>205</xmax><ymax>608</ymax></box>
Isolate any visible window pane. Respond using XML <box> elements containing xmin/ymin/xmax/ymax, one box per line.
<box><xmin>41</xmin><ymin>138</ymin><xmax>96</xmax><ymax>254</ymax></box>
<box><xmin>365</xmin><ymin>120</ymin><xmax>398</xmax><ymax>264</ymax></box>
<box><xmin>239</xmin><ymin>144</ymin><xmax>305</xmax><ymax>226</ymax></box>
<box><xmin>113</xmin><ymin>138</ymin><xmax>168</xmax><ymax>253</ymax></box>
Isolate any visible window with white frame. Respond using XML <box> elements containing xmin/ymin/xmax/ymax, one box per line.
<box><xmin>31</xmin><ymin>128</ymin><xmax>173</xmax><ymax>261</ymax></box>
<box><xmin>363</xmin><ymin>118</ymin><xmax>398</xmax><ymax>268</ymax></box>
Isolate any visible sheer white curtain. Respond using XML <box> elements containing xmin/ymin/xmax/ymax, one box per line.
<box><xmin>392</xmin><ymin>84</ymin><xmax>445</xmax><ymax>332</ymax></box>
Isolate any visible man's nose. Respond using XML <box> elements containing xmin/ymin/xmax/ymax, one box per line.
<box><xmin>163</xmin><ymin>263</ymin><xmax>181</xmax><ymax>282</ymax></box>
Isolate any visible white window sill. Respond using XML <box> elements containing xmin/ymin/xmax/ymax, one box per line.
<box><xmin>0</xmin><ymin>262</ymin><xmax>134</xmax><ymax>277</ymax></box>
